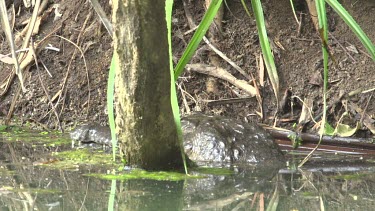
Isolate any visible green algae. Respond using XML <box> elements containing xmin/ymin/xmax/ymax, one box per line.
<box><xmin>0</xmin><ymin>125</ymin><xmax>122</xmax><ymax>170</ymax></box>
<box><xmin>328</xmin><ymin>173</ymin><xmax>373</xmax><ymax>180</ymax></box>
<box><xmin>0</xmin><ymin>185</ymin><xmax>62</xmax><ymax>195</ymax></box>
<box><xmin>0</xmin><ymin>168</ymin><xmax>15</xmax><ymax>176</ymax></box>
<box><xmin>195</xmin><ymin>167</ymin><xmax>234</xmax><ymax>175</ymax></box>
<box><xmin>85</xmin><ymin>169</ymin><xmax>202</xmax><ymax>181</ymax></box>
<box><xmin>1</xmin><ymin>127</ymin><xmax>71</xmax><ymax>147</ymax></box>
<box><xmin>301</xmin><ymin>191</ymin><xmax>320</xmax><ymax>198</ymax></box>
<box><xmin>54</xmin><ymin>148</ymin><xmax>111</xmax><ymax>162</ymax></box>
<box><xmin>0</xmin><ymin>125</ymin><xmax>23</xmax><ymax>134</ymax></box>
<box><xmin>84</xmin><ymin>166</ymin><xmax>234</xmax><ymax>181</ymax></box>
<box><xmin>47</xmin><ymin>148</ymin><xmax>122</xmax><ymax>169</ymax></box>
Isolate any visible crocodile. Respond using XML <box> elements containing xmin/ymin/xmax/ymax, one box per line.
<box><xmin>70</xmin><ymin>114</ymin><xmax>285</xmax><ymax>164</ymax></box>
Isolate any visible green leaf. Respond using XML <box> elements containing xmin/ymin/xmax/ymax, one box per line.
<box><xmin>0</xmin><ymin>125</ymin><xmax>7</xmax><ymax>131</ymax></box>
<box><xmin>323</xmin><ymin>122</ymin><xmax>335</xmax><ymax>136</ymax></box>
<box><xmin>287</xmin><ymin>132</ymin><xmax>302</xmax><ymax>149</ymax></box>
<box><xmin>334</xmin><ymin>123</ymin><xmax>359</xmax><ymax>137</ymax></box>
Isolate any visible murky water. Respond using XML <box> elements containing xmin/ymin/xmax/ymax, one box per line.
<box><xmin>1</xmin><ymin>129</ymin><xmax>375</xmax><ymax>210</ymax></box>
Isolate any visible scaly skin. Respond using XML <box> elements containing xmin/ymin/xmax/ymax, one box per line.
<box><xmin>70</xmin><ymin>114</ymin><xmax>285</xmax><ymax>165</ymax></box>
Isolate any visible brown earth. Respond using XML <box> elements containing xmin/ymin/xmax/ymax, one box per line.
<box><xmin>0</xmin><ymin>0</ymin><xmax>374</xmax><ymax>137</ymax></box>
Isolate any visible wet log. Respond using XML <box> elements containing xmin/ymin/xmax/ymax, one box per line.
<box><xmin>264</xmin><ymin>126</ymin><xmax>375</xmax><ymax>153</ymax></box>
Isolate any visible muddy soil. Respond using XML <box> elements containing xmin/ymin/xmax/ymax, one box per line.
<box><xmin>0</xmin><ymin>0</ymin><xmax>374</xmax><ymax>137</ymax></box>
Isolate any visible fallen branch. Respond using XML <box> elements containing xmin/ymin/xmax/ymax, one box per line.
<box><xmin>186</xmin><ymin>63</ymin><xmax>256</xmax><ymax>97</ymax></box>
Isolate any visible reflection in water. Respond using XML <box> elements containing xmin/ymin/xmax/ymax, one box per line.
<box><xmin>1</xmin><ymin>131</ymin><xmax>375</xmax><ymax>210</ymax></box>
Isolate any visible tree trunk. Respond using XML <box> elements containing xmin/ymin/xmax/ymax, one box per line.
<box><xmin>112</xmin><ymin>0</ymin><xmax>183</xmax><ymax>170</ymax></box>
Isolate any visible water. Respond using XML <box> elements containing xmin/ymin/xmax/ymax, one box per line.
<box><xmin>1</xmin><ymin>129</ymin><xmax>375</xmax><ymax>210</ymax></box>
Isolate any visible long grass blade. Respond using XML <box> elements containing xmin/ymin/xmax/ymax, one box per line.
<box><xmin>266</xmin><ymin>185</ymin><xmax>279</xmax><ymax>211</ymax></box>
<box><xmin>316</xmin><ymin>0</ymin><xmax>329</xmax><ymax>137</ymax></box>
<box><xmin>166</xmin><ymin>0</ymin><xmax>188</xmax><ymax>174</ymax></box>
<box><xmin>174</xmin><ymin>0</ymin><xmax>223</xmax><ymax>79</ymax></box>
<box><xmin>289</xmin><ymin>0</ymin><xmax>300</xmax><ymax>24</ymax></box>
<box><xmin>240</xmin><ymin>0</ymin><xmax>252</xmax><ymax>18</ymax></box>
<box><xmin>299</xmin><ymin>0</ymin><xmax>329</xmax><ymax>167</ymax></box>
<box><xmin>251</xmin><ymin>0</ymin><xmax>280</xmax><ymax>105</ymax></box>
<box><xmin>107</xmin><ymin>179</ymin><xmax>116</xmax><ymax>211</ymax></box>
<box><xmin>325</xmin><ymin>0</ymin><xmax>375</xmax><ymax>61</ymax></box>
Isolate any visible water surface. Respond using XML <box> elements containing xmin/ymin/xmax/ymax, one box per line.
<box><xmin>1</xmin><ymin>129</ymin><xmax>375</xmax><ymax>210</ymax></box>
